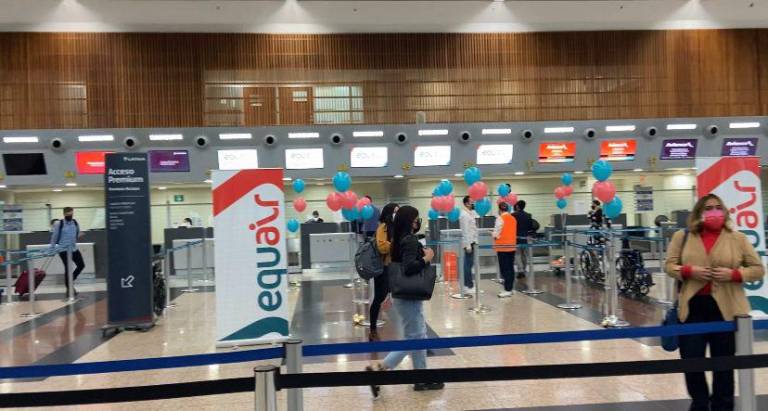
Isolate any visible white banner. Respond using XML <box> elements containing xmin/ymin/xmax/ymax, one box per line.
<box><xmin>213</xmin><ymin>169</ymin><xmax>289</xmax><ymax>346</ymax></box>
<box><xmin>696</xmin><ymin>156</ymin><xmax>768</xmax><ymax>317</ymax></box>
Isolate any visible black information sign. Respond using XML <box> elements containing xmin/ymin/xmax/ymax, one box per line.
<box><xmin>105</xmin><ymin>153</ymin><xmax>154</xmax><ymax>327</ymax></box>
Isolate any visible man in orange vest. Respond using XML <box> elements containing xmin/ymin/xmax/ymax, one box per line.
<box><xmin>493</xmin><ymin>202</ymin><xmax>518</xmax><ymax>298</ymax></box>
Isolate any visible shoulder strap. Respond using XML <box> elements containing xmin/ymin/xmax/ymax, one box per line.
<box><xmin>675</xmin><ymin>229</ymin><xmax>689</xmax><ymax>294</ymax></box>
<box><xmin>55</xmin><ymin>220</ymin><xmax>64</xmax><ymax>245</ymax></box>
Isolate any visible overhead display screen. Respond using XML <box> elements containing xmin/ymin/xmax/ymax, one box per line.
<box><xmin>350</xmin><ymin>146</ymin><xmax>388</xmax><ymax>168</ymax></box>
<box><xmin>76</xmin><ymin>151</ymin><xmax>113</xmax><ymax>175</ymax></box>
<box><xmin>721</xmin><ymin>138</ymin><xmax>757</xmax><ymax>157</ymax></box>
<box><xmin>217</xmin><ymin>149</ymin><xmax>259</xmax><ymax>170</ymax></box>
<box><xmin>476</xmin><ymin>144</ymin><xmax>514</xmax><ymax>165</ymax></box>
<box><xmin>285</xmin><ymin>148</ymin><xmax>324</xmax><ymax>170</ymax></box>
<box><xmin>149</xmin><ymin>150</ymin><xmax>190</xmax><ymax>172</ymax></box>
<box><xmin>2</xmin><ymin>153</ymin><xmax>47</xmax><ymax>176</ymax></box>
<box><xmin>600</xmin><ymin>139</ymin><xmax>636</xmax><ymax>161</ymax></box>
<box><xmin>660</xmin><ymin>138</ymin><xmax>698</xmax><ymax>160</ymax></box>
<box><xmin>413</xmin><ymin>145</ymin><xmax>451</xmax><ymax>167</ymax></box>
<box><xmin>538</xmin><ymin>142</ymin><xmax>576</xmax><ymax>163</ymax></box>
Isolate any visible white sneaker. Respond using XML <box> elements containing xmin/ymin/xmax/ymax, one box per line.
<box><xmin>465</xmin><ymin>287</ymin><xmax>475</xmax><ymax>294</ymax></box>
<box><xmin>497</xmin><ymin>291</ymin><xmax>513</xmax><ymax>298</ymax></box>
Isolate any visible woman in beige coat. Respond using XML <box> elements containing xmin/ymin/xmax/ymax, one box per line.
<box><xmin>665</xmin><ymin>193</ymin><xmax>764</xmax><ymax>411</ymax></box>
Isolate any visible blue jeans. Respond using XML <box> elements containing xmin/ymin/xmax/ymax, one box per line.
<box><xmin>382</xmin><ymin>298</ymin><xmax>427</xmax><ymax>370</ymax></box>
<box><xmin>463</xmin><ymin>248</ymin><xmax>474</xmax><ymax>289</ymax></box>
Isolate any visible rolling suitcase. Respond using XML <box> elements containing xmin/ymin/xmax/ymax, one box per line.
<box><xmin>14</xmin><ymin>257</ymin><xmax>53</xmax><ymax>296</ymax></box>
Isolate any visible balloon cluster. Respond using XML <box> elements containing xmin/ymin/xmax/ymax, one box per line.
<box><xmin>287</xmin><ymin>178</ymin><xmax>306</xmax><ymax>233</ymax></box>
<box><xmin>495</xmin><ymin>183</ymin><xmax>519</xmax><ymax>210</ymax></box>
<box><xmin>463</xmin><ymin>167</ymin><xmax>493</xmax><ymax>217</ymax></box>
<box><xmin>323</xmin><ymin>172</ymin><xmax>373</xmax><ymax>222</ymax></box>
<box><xmin>554</xmin><ymin>173</ymin><xmax>574</xmax><ymax>210</ymax></box>
<box><xmin>428</xmin><ymin>179</ymin><xmax>459</xmax><ymax>222</ymax></box>
<box><xmin>591</xmin><ymin>160</ymin><xmax>622</xmax><ymax>218</ymax></box>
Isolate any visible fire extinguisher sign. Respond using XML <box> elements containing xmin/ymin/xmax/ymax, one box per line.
<box><xmin>696</xmin><ymin>156</ymin><xmax>768</xmax><ymax>317</ymax></box>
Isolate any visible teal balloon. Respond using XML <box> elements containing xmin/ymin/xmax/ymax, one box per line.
<box><xmin>292</xmin><ymin>179</ymin><xmax>305</xmax><ymax>193</ymax></box>
<box><xmin>474</xmin><ymin>197</ymin><xmax>492</xmax><ymax>216</ymax></box>
<box><xmin>287</xmin><ymin>219</ymin><xmax>300</xmax><ymax>232</ymax></box>
<box><xmin>591</xmin><ymin>160</ymin><xmax>613</xmax><ymax>182</ymax></box>
<box><xmin>428</xmin><ymin>209</ymin><xmax>440</xmax><ymax>220</ymax></box>
<box><xmin>556</xmin><ymin>199</ymin><xmax>568</xmax><ymax>210</ymax></box>
<box><xmin>341</xmin><ymin>207</ymin><xmax>358</xmax><ymax>221</ymax></box>
<box><xmin>361</xmin><ymin>204</ymin><xmax>374</xmax><ymax>220</ymax></box>
<box><xmin>561</xmin><ymin>173</ymin><xmax>573</xmax><ymax>186</ymax></box>
<box><xmin>432</xmin><ymin>186</ymin><xmax>441</xmax><ymax>197</ymax></box>
<box><xmin>447</xmin><ymin>207</ymin><xmax>461</xmax><ymax>222</ymax></box>
<box><xmin>604</xmin><ymin>196</ymin><xmax>622</xmax><ymax>219</ymax></box>
<box><xmin>332</xmin><ymin>172</ymin><xmax>352</xmax><ymax>192</ymax></box>
<box><xmin>438</xmin><ymin>179</ymin><xmax>453</xmax><ymax>196</ymax></box>
<box><xmin>463</xmin><ymin>167</ymin><xmax>482</xmax><ymax>186</ymax></box>
<box><xmin>497</xmin><ymin>184</ymin><xmax>511</xmax><ymax>197</ymax></box>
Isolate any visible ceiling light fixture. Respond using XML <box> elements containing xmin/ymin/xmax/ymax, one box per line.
<box><xmin>605</xmin><ymin>125</ymin><xmax>636</xmax><ymax>132</ymax></box>
<box><xmin>514</xmin><ymin>171</ymin><xmax>525</xmax><ymax>176</ymax></box>
<box><xmin>729</xmin><ymin>122</ymin><xmax>760</xmax><ymax>129</ymax></box>
<box><xmin>149</xmin><ymin>134</ymin><xmax>184</xmax><ymax>141</ymax></box>
<box><xmin>65</xmin><ymin>182</ymin><xmax>77</xmax><ymax>187</ymax></box>
<box><xmin>544</xmin><ymin>127</ymin><xmax>574</xmax><ymax>134</ymax></box>
<box><xmin>481</xmin><ymin>128</ymin><xmax>512</xmax><ymax>135</ymax></box>
<box><xmin>218</xmin><ymin>133</ymin><xmax>252</xmax><ymax>140</ymax></box>
<box><xmin>158</xmin><ymin>186</ymin><xmax>167</xmax><ymax>190</ymax></box>
<box><xmin>3</xmin><ymin>136</ymin><xmax>39</xmax><ymax>143</ymax></box>
<box><xmin>353</xmin><ymin>131</ymin><xmax>384</xmax><ymax>138</ymax></box>
<box><xmin>78</xmin><ymin>135</ymin><xmax>114</xmax><ymax>142</ymax></box>
<box><xmin>418</xmin><ymin>129</ymin><xmax>449</xmax><ymax>136</ymax></box>
<box><xmin>666</xmin><ymin>123</ymin><xmax>697</xmax><ymax>130</ymax></box>
<box><xmin>288</xmin><ymin>132</ymin><xmax>320</xmax><ymax>139</ymax></box>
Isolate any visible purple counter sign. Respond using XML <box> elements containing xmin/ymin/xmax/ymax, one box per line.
<box><xmin>149</xmin><ymin>150</ymin><xmax>190</xmax><ymax>172</ymax></box>
<box><xmin>721</xmin><ymin>138</ymin><xmax>758</xmax><ymax>157</ymax></box>
<box><xmin>661</xmin><ymin>138</ymin><xmax>698</xmax><ymax>160</ymax></box>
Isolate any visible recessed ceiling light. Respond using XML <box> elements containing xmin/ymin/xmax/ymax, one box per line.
<box><xmin>453</xmin><ymin>173</ymin><xmax>463</xmax><ymax>177</ymax></box>
<box><xmin>52</xmin><ymin>188</ymin><xmax>63</xmax><ymax>192</ymax></box>
<box><xmin>514</xmin><ymin>171</ymin><xmax>525</xmax><ymax>176</ymax></box>
<box><xmin>729</xmin><ymin>122</ymin><xmax>760</xmax><ymax>129</ymax></box>
<box><xmin>149</xmin><ymin>134</ymin><xmax>184</xmax><ymax>141</ymax></box>
<box><xmin>204</xmin><ymin>179</ymin><xmax>212</xmax><ymax>184</ymax></box>
<box><xmin>78</xmin><ymin>135</ymin><xmax>114</xmax><ymax>142</ymax></box>
<box><xmin>282</xmin><ymin>177</ymin><xmax>292</xmax><ymax>181</ymax></box>
<box><xmin>218</xmin><ymin>133</ymin><xmax>252</xmax><ymax>140</ymax></box>
<box><xmin>288</xmin><ymin>132</ymin><xmax>320</xmax><ymax>139</ymax></box>
<box><xmin>418</xmin><ymin>129</ymin><xmax>449</xmax><ymax>136</ymax></box>
<box><xmin>481</xmin><ymin>128</ymin><xmax>512</xmax><ymax>135</ymax></box>
<box><xmin>65</xmin><ymin>182</ymin><xmax>77</xmax><ymax>187</ymax></box>
<box><xmin>666</xmin><ymin>123</ymin><xmax>697</xmax><ymax>130</ymax></box>
<box><xmin>605</xmin><ymin>125</ymin><xmax>636</xmax><ymax>132</ymax></box>
<box><xmin>393</xmin><ymin>174</ymin><xmax>404</xmax><ymax>179</ymax></box>
<box><xmin>544</xmin><ymin>127</ymin><xmax>574</xmax><ymax>134</ymax></box>
<box><xmin>633</xmin><ymin>168</ymin><xmax>643</xmax><ymax>172</ymax></box>
<box><xmin>158</xmin><ymin>186</ymin><xmax>167</xmax><ymax>190</ymax></box>
<box><xmin>353</xmin><ymin>131</ymin><xmax>384</xmax><ymax>138</ymax></box>
<box><xmin>0</xmin><ymin>185</ymin><xmax>6</xmax><ymax>189</ymax></box>
<box><xmin>574</xmin><ymin>170</ymin><xmax>584</xmax><ymax>175</ymax></box>
<box><xmin>3</xmin><ymin>136</ymin><xmax>39</xmax><ymax>143</ymax></box>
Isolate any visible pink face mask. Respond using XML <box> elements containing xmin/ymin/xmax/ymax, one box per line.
<box><xmin>702</xmin><ymin>209</ymin><xmax>725</xmax><ymax>231</ymax></box>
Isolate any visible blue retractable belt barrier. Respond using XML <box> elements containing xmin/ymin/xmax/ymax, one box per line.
<box><xmin>0</xmin><ymin>321</ymin><xmax>742</xmax><ymax>379</ymax></box>
<box><xmin>0</xmin><ymin>347</ymin><xmax>284</xmax><ymax>379</ymax></box>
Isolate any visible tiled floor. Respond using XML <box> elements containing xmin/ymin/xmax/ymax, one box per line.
<box><xmin>0</xmin><ymin>266</ymin><xmax>766</xmax><ymax>410</ymax></box>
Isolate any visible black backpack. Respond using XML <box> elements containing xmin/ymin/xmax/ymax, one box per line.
<box><xmin>355</xmin><ymin>240</ymin><xmax>384</xmax><ymax>280</ymax></box>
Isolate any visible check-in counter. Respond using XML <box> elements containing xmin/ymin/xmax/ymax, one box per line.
<box><xmin>26</xmin><ymin>243</ymin><xmax>97</xmax><ymax>277</ymax></box>
<box><xmin>308</xmin><ymin>232</ymin><xmax>357</xmax><ymax>269</ymax></box>
<box><xmin>171</xmin><ymin>238</ymin><xmax>214</xmax><ymax>273</ymax></box>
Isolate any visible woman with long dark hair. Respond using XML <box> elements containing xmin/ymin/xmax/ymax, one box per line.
<box><xmin>365</xmin><ymin>205</ymin><xmax>442</xmax><ymax>397</ymax></box>
<box><xmin>665</xmin><ymin>193</ymin><xmax>764</xmax><ymax>411</ymax></box>
<box><xmin>369</xmin><ymin>202</ymin><xmax>399</xmax><ymax>341</ymax></box>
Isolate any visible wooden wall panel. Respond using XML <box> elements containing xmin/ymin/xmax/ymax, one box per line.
<box><xmin>0</xmin><ymin>30</ymin><xmax>765</xmax><ymax>130</ymax></box>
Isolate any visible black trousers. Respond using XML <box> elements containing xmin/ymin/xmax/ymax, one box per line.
<box><xmin>369</xmin><ymin>267</ymin><xmax>390</xmax><ymax>331</ymax></box>
<box><xmin>679</xmin><ymin>295</ymin><xmax>735</xmax><ymax>411</ymax></box>
<box><xmin>497</xmin><ymin>251</ymin><xmax>516</xmax><ymax>292</ymax></box>
<box><xmin>59</xmin><ymin>250</ymin><xmax>85</xmax><ymax>294</ymax></box>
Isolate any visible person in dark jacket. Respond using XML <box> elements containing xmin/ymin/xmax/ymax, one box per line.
<box><xmin>513</xmin><ymin>200</ymin><xmax>534</xmax><ymax>279</ymax></box>
<box><xmin>365</xmin><ymin>205</ymin><xmax>443</xmax><ymax>397</ymax></box>
<box><xmin>369</xmin><ymin>202</ymin><xmax>399</xmax><ymax>341</ymax></box>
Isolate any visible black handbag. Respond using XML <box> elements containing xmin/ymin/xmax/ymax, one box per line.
<box><xmin>388</xmin><ymin>261</ymin><xmax>437</xmax><ymax>301</ymax></box>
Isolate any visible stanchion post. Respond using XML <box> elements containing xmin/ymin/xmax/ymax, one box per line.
<box><xmin>468</xmin><ymin>243</ymin><xmax>490</xmax><ymax>313</ymax></box>
<box><xmin>601</xmin><ymin>230</ymin><xmax>629</xmax><ymax>328</ymax></box>
<box><xmin>201</xmin><ymin>231</ymin><xmax>210</xmax><ymax>284</ymax></box>
<box><xmin>4</xmin><ymin>247</ymin><xmax>13</xmax><ymax>304</ymax></box>
<box><xmin>66</xmin><ymin>247</ymin><xmax>75</xmax><ymax>302</ymax></box>
<box><xmin>164</xmin><ymin>248</ymin><xmax>176</xmax><ymax>309</ymax></box>
<box><xmin>284</xmin><ymin>339</ymin><xmax>304</xmax><ymax>411</ymax></box>
<box><xmin>522</xmin><ymin>243</ymin><xmax>542</xmax><ymax>295</ymax></box>
<box><xmin>254</xmin><ymin>365</ymin><xmax>278</xmax><ymax>411</ymax></box>
<box><xmin>451</xmin><ymin>241</ymin><xmax>471</xmax><ymax>299</ymax></box>
<box><xmin>557</xmin><ymin>239</ymin><xmax>582</xmax><ymax>310</ymax></box>
<box><xmin>735</xmin><ymin>315</ymin><xmax>756</xmax><ymax>411</ymax></box>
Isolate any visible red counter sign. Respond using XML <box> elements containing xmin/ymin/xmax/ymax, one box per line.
<box><xmin>600</xmin><ymin>139</ymin><xmax>636</xmax><ymax>161</ymax></box>
<box><xmin>538</xmin><ymin>142</ymin><xmax>576</xmax><ymax>163</ymax></box>
<box><xmin>76</xmin><ymin>151</ymin><xmax>114</xmax><ymax>175</ymax></box>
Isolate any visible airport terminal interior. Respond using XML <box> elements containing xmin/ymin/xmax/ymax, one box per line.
<box><xmin>2</xmin><ymin>1</ymin><xmax>768</xmax><ymax>410</ymax></box>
